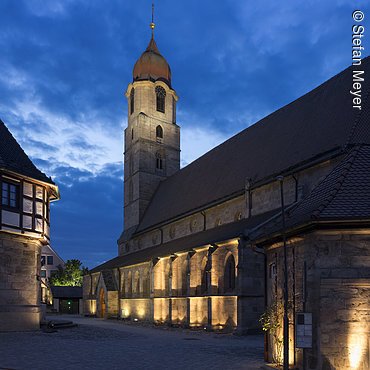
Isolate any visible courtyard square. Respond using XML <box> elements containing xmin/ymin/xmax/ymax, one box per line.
<box><xmin>0</xmin><ymin>315</ymin><xmax>264</xmax><ymax>370</ymax></box>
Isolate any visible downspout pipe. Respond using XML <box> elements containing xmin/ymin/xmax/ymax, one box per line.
<box><xmin>277</xmin><ymin>175</ymin><xmax>289</xmax><ymax>370</ymax></box>
<box><xmin>242</xmin><ymin>233</ymin><xmax>268</xmax><ymax>362</ymax></box>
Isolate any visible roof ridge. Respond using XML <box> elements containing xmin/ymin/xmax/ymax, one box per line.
<box><xmin>311</xmin><ymin>146</ymin><xmax>360</xmax><ymax>219</ymax></box>
<box><xmin>153</xmin><ymin>63</ymin><xmax>359</xmax><ymax>184</ymax></box>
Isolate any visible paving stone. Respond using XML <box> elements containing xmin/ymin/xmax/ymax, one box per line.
<box><xmin>0</xmin><ymin>315</ymin><xmax>265</xmax><ymax>370</ymax></box>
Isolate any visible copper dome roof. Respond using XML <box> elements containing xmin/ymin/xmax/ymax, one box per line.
<box><xmin>133</xmin><ymin>36</ymin><xmax>171</xmax><ymax>86</ymax></box>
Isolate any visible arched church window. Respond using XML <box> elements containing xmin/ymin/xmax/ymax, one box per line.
<box><xmin>181</xmin><ymin>259</ymin><xmax>188</xmax><ymax>296</ymax></box>
<box><xmin>127</xmin><ymin>271</ymin><xmax>132</xmax><ymax>297</ymax></box>
<box><xmin>224</xmin><ymin>254</ymin><xmax>236</xmax><ymax>293</ymax></box>
<box><xmin>156</xmin><ymin>125</ymin><xmax>163</xmax><ymax>139</ymax></box>
<box><xmin>130</xmin><ymin>88</ymin><xmax>135</xmax><ymax>115</ymax></box>
<box><xmin>156</xmin><ymin>152</ymin><xmax>163</xmax><ymax>170</ymax></box>
<box><xmin>134</xmin><ymin>271</ymin><xmax>140</xmax><ymax>295</ymax></box>
<box><xmin>155</xmin><ymin>86</ymin><xmax>166</xmax><ymax>113</ymax></box>
<box><xmin>201</xmin><ymin>267</ymin><xmax>208</xmax><ymax>295</ymax></box>
<box><xmin>143</xmin><ymin>270</ymin><xmax>150</xmax><ymax>296</ymax></box>
<box><xmin>200</xmin><ymin>256</ymin><xmax>208</xmax><ymax>295</ymax></box>
<box><xmin>121</xmin><ymin>272</ymin><xmax>126</xmax><ymax>297</ymax></box>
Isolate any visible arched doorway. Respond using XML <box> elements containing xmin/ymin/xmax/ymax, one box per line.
<box><xmin>99</xmin><ymin>288</ymin><xmax>106</xmax><ymax>318</ymax></box>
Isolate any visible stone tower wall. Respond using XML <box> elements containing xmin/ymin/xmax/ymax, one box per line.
<box><xmin>0</xmin><ymin>232</ymin><xmax>43</xmax><ymax>331</ymax></box>
<box><xmin>121</xmin><ymin>80</ymin><xmax>180</xmax><ymax>247</ymax></box>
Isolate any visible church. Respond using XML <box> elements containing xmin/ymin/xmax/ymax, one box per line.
<box><xmin>83</xmin><ymin>22</ymin><xmax>370</xmax><ymax>369</ymax></box>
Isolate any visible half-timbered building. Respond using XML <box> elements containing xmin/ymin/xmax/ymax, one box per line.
<box><xmin>0</xmin><ymin>120</ymin><xmax>59</xmax><ymax>331</ymax></box>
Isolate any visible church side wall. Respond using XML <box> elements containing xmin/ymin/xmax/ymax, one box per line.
<box><xmin>84</xmin><ymin>242</ymin><xmax>240</xmax><ymax>331</ymax></box>
<box><xmin>84</xmin><ymin>156</ymin><xmax>344</xmax><ymax>333</ymax></box>
<box><xmin>265</xmin><ymin>230</ymin><xmax>370</xmax><ymax>370</ymax></box>
<box><xmin>123</xmin><ymin>156</ymin><xmax>341</xmax><ymax>256</ymax></box>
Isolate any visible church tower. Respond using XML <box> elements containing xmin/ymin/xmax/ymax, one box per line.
<box><xmin>119</xmin><ymin>18</ymin><xmax>180</xmax><ymax>251</ymax></box>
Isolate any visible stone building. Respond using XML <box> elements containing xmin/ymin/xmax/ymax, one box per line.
<box><xmin>40</xmin><ymin>244</ymin><xmax>65</xmax><ymax>305</ymax></box>
<box><xmin>0</xmin><ymin>119</ymin><xmax>60</xmax><ymax>331</ymax></box>
<box><xmin>83</xmin><ymin>26</ymin><xmax>370</xmax><ymax>368</ymax></box>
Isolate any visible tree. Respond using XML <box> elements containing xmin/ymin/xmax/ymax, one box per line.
<box><xmin>259</xmin><ymin>302</ymin><xmax>284</xmax><ymax>365</ymax></box>
<box><xmin>49</xmin><ymin>259</ymin><xmax>88</xmax><ymax>287</ymax></box>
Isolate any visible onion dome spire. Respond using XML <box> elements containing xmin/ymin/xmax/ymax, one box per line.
<box><xmin>132</xmin><ymin>3</ymin><xmax>171</xmax><ymax>86</ymax></box>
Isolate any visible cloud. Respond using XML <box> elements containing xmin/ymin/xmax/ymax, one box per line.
<box><xmin>25</xmin><ymin>0</ymin><xmax>71</xmax><ymax>18</ymax></box>
<box><xmin>47</xmin><ymin>162</ymin><xmax>123</xmax><ymax>268</ymax></box>
<box><xmin>1</xmin><ymin>0</ymin><xmax>369</xmax><ymax>267</ymax></box>
<box><xmin>3</xmin><ymin>97</ymin><xmax>123</xmax><ymax>176</ymax></box>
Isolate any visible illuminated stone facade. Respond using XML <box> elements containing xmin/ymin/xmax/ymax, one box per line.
<box><xmin>251</xmin><ymin>143</ymin><xmax>370</xmax><ymax>369</ymax></box>
<box><xmin>84</xmin><ymin>29</ymin><xmax>370</xmax><ymax>370</ymax></box>
<box><xmin>260</xmin><ymin>230</ymin><xmax>370</xmax><ymax>370</ymax></box>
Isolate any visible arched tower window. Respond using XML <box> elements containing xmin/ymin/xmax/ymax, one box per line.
<box><xmin>172</xmin><ymin>97</ymin><xmax>176</xmax><ymax>123</ymax></box>
<box><xmin>156</xmin><ymin>152</ymin><xmax>163</xmax><ymax>170</ymax></box>
<box><xmin>224</xmin><ymin>254</ymin><xmax>236</xmax><ymax>293</ymax></box>
<box><xmin>130</xmin><ymin>88</ymin><xmax>135</xmax><ymax>115</ymax></box>
<box><xmin>156</xmin><ymin>125</ymin><xmax>163</xmax><ymax>139</ymax></box>
<box><xmin>155</xmin><ymin>86</ymin><xmax>166</xmax><ymax>113</ymax></box>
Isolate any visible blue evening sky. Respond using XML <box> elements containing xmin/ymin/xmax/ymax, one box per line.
<box><xmin>1</xmin><ymin>0</ymin><xmax>369</xmax><ymax>268</ymax></box>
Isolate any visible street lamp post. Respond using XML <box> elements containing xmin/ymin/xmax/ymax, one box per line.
<box><xmin>277</xmin><ymin>175</ymin><xmax>289</xmax><ymax>370</ymax></box>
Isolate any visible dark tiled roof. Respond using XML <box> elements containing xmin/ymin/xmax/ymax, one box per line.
<box><xmin>0</xmin><ymin>119</ymin><xmax>55</xmax><ymax>184</ymax></box>
<box><xmin>250</xmin><ymin>145</ymin><xmax>370</xmax><ymax>242</ymax></box>
<box><xmin>91</xmin><ymin>210</ymin><xmax>278</xmax><ymax>273</ymax></box>
<box><xmin>51</xmin><ymin>286</ymin><xmax>83</xmax><ymax>298</ymax></box>
<box><xmin>136</xmin><ymin>58</ymin><xmax>370</xmax><ymax>233</ymax></box>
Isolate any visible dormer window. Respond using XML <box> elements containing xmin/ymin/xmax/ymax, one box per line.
<box><xmin>155</xmin><ymin>86</ymin><xmax>166</xmax><ymax>113</ymax></box>
<box><xmin>1</xmin><ymin>181</ymin><xmax>19</xmax><ymax>209</ymax></box>
<box><xmin>130</xmin><ymin>88</ymin><xmax>135</xmax><ymax>115</ymax></box>
<box><xmin>156</xmin><ymin>125</ymin><xmax>163</xmax><ymax>140</ymax></box>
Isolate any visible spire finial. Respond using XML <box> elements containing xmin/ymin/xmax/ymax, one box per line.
<box><xmin>150</xmin><ymin>3</ymin><xmax>155</xmax><ymax>36</ymax></box>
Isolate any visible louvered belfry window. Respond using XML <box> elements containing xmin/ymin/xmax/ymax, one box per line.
<box><xmin>155</xmin><ymin>86</ymin><xmax>166</xmax><ymax>113</ymax></box>
<box><xmin>156</xmin><ymin>125</ymin><xmax>163</xmax><ymax>139</ymax></box>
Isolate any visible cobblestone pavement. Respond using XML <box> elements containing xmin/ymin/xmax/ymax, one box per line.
<box><xmin>0</xmin><ymin>315</ymin><xmax>265</xmax><ymax>370</ymax></box>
